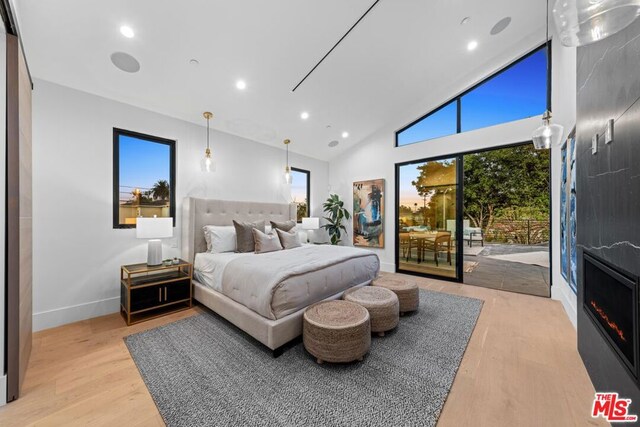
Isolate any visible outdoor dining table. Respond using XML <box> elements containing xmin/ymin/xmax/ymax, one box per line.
<box><xmin>408</xmin><ymin>232</ymin><xmax>437</xmax><ymax>263</ymax></box>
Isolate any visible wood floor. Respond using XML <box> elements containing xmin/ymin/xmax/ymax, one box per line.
<box><xmin>0</xmin><ymin>274</ymin><xmax>606</xmax><ymax>427</ymax></box>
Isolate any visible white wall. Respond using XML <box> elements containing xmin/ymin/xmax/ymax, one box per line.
<box><xmin>31</xmin><ymin>79</ymin><xmax>330</xmax><ymax>331</ymax></box>
<box><xmin>328</xmin><ymin>39</ymin><xmax>578</xmax><ymax>326</ymax></box>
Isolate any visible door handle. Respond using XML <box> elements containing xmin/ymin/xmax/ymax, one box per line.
<box><xmin>164</xmin><ymin>287</ymin><xmax>167</xmax><ymax>301</ymax></box>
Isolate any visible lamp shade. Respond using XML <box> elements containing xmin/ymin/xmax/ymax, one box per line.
<box><xmin>301</xmin><ymin>217</ymin><xmax>320</xmax><ymax>230</ymax></box>
<box><xmin>136</xmin><ymin>217</ymin><xmax>173</xmax><ymax>239</ymax></box>
<box><xmin>553</xmin><ymin>0</ymin><xmax>640</xmax><ymax>47</ymax></box>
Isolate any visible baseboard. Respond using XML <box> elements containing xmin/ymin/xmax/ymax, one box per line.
<box><xmin>33</xmin><ymin>296</ymin><xmax>120</xmax><ymax>332</ymax></box>
<box><xmin>0</xmin><ymin>374</ymin><xmax>6</xmax><ymax>406</ymax></box>
<box><xmin>552</xmin><ymin>279</ymin><xmax>577</xmax><ymax>328</ymax></box>
<box><xmin>380</xmin><ymin>261</ymin><xmax>395</xmax><ymax>273</ymax></box>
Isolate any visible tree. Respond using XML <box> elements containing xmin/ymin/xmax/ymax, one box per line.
<box><xmin>296</xmin><ymin>199</ymin><xmax>308</xmax><ymax>222</ymax></box>
<box><xmin>411</xmin><ymin>160</ymin><xmax>456</xmax><ymax>226</ymax></box>
<box><xmin>151</xmin><ymin>180</ymin><xmax>170</xmax><ymax>202</ymax></box>
<box><xmin>463</xmin><ymin>145</ymin><xmax>550</xmax><ymax>230</ymax></box>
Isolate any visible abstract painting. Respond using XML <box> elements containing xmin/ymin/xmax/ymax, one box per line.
<box><xmin>569</xmin><ymin>132</ymin><xmax>577</xmax><ymax>293</ymax></box>
<box><xmin>353</xmin><ymin>179</ymin><xmax>384</xmax><ymax>247</ymax></box>
<box><xmin>560</xmin><ymin>141</ymin><xmax>568</xmax><ymax>282</ymax></box>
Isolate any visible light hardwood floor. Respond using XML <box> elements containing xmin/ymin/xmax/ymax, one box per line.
<box><xmin>0</xmin><ymin>274</ymin><xmax>607</xmax><ymax>427</ymax></box>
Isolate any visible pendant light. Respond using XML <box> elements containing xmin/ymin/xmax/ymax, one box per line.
<box><xmin>202</xmin><ymin>112</ymin><xmax>213</xmax><ymax>172</ymax></box>
<box><xmin>284</xmin><ymin>139</ymin><xmax>292</xmax><ymax>184</ymax></box>
<box><xmin>532</xmin><ymin>0</ymin><xmax>565</xmax><ymax>150</ymax></box>
<box><xmin>553</xmin><ymin>0</ymin><xmax>640</xmax><ymax>47</ymax></box>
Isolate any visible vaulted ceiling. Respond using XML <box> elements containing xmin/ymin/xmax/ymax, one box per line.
<box><xmin>15</xmin><ymin>0</ymin><xmax>546</xmax><ymax>160</ymax></box>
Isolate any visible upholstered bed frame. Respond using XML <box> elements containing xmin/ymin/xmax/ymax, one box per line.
<box><xmin>182</xmin><ymin>197</ymin><xmax>369</xmax><ymax>355</ymax></box>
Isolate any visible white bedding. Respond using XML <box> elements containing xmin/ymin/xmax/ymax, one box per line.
<box><xmin>194</xmin><ymin>245</ymin><xmax>380</xmax><ymax>319</ymax></box>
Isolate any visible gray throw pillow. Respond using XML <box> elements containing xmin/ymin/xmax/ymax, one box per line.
<box><xmin>233</xmin><ymin>220</ymin><xmax>266</xmax><ymax>253</ymax></box>
<box><xmin>253</xmin><ymin>228</ymin><xmax>283</xmax><ymax>254</ymax></box>
<box><xmin>276</xmin><ymin>228</ymin><xmax>302</xmax><ymax>250</ymax></box>
<box><xmin>270</xmin><ymin>220</ymin><xmax>297</xmax><ymax>232</ymax></box>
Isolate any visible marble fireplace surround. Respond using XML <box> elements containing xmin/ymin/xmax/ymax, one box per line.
<box><xmin>576</xmin><ymin>18</ymin><xmax>640</xmax><ymax>409</ymax></box>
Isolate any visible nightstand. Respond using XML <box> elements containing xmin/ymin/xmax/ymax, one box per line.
<box><xmin>120</xmin><ymin>260</ymin><xmax>193</xmax><ymax>325</ymax></box>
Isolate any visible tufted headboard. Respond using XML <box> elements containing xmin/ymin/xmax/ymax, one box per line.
<box><xmin>182</xmin><ymin>197</ymin><xmax>296</xmax><ymax>262</ymax></box>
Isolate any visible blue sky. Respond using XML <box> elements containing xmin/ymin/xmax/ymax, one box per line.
<box><xmin>398</xmin><ymin>49</ymin><xmax>547</xmax><ymax>204</ymax></box>
<box><xmin>398</xmin><ymin>48</ymin><xmax>547</xmax><ymax>146</ymax></box>
<box><xmin>119</xmin><ymin>135</ymin><xmax>170</xmax><ymax>199</ymax></box>
<box><xmin>291</xmin><ymin>170</ymin><xmax>308</xmax><ymax>204</ymax></box>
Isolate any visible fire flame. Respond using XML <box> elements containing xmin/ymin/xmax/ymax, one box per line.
<box><xmin>590</xmin><ymin>300</ymin><xmax>626</xmax><ymax>342</ymax></box>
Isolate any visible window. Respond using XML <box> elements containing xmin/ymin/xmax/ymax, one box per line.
<box><xmin>461</xmin><ymin>49</ymin><xmax>547</xmax><ymax>132</ymax></box>
<box><xmin>290</xmin><ymin>168</ymin><xmax>310</xmax><ymax>222</ymax></box>
<box><xmin>397</xmin><ymin>102</ymin><xmax>458</xmax><ymax>146</ymax></box>
<box><xmin>395</xmin><ymin>45</ymin><xmax>548</xmax><ymax>147</ymax></box>
<box><xmin>113</xmin><ymin>128</ymin><xmax>176</xmax><ymax>228</ymax></box>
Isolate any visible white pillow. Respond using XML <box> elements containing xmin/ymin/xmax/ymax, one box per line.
<box><xmin>203</xmin><ymin>225</ymin><xmax>237</xmax><ymax>253</ymax></box>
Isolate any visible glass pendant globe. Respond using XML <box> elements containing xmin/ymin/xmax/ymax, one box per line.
<box><xmin>532</xmin><ymin>114</ymin><xmax>565</xmax><ymax>149</ymax></box>
<box><xmin>553</xmin><ymin>0</ymin><xmax>640</xmax><ymax>47</ymax></box>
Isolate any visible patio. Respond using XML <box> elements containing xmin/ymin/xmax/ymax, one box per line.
<box><xmin>464</xmin><ymin>243</ymin><xmax>550</xmax><ymax>297</ymax></box>
<box><xmin>397</xmin><ymin>243</ymin><xmax>550</xmax><ymax>297</ymax></box>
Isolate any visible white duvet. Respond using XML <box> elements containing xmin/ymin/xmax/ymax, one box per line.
<box><xmin>194</xmin><ymin>245</ymin><xmax>380</xmax><ymax>319</ymax></box>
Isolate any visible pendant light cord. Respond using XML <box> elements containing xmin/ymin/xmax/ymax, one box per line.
<box><xmin>546</xmin><ymin>0</ymin><xmax>551</xmax><ymax>113</ymax></box>
<box><xmin>206</xmin><ymin>117</ymin><xmax>210</xmax><ymax>150</ymax></box>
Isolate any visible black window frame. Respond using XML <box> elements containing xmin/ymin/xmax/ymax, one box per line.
<box><xmin>291</xmin><ymin>167</ymin><xmax>310</xmax><ymax>223</ymax></box>
<box><xmin>113</xmin><ymin>128</ymin><xmax>176</xmax><ymax>229</ymax></box>
<box><xmin>395</xmin><ymin>43</ymin><xmax>551</xmax><ymax>147</ymax></box>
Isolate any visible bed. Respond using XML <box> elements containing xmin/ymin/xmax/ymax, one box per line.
<box><xmin>182</xmin><ymin>197</ymin><xmax>380</xmax><ymax>354</ymax></box>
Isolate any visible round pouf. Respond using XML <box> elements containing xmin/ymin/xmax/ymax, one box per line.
<box><xmin>373</xmin><ymin>277</ymin><xmax>420</xmax><ymax>315</ymax></box>
<box><xmin>343</xmin><ymin>286</ymin><xmax>399</xmax><ymax>337</ymax></box>
<box><xmin>303</xmin><ymin>300</ymin><xmax>371</xmax><ymax>364</ymax></box>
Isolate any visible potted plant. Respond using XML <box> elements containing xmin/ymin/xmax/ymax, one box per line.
<box><xmin>322</xmin><ymin>194</ymin><xmax>351</xmax><ymax>245</ymax></box>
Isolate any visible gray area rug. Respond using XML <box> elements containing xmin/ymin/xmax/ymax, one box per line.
<box><xmin>125</xmin><ymin>289</ymin><xmax>483</xmax><ymax>427</ymax></box>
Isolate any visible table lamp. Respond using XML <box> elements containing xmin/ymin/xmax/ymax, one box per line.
<box><xmin>136</xmin><ymin>217</ymin><xmax>173</xmax><ymax>266</ymax></box>
<box><xmin>301</xmin><ymin>217</ymin><xmax>320</xmax><ymax>243</ymax></box>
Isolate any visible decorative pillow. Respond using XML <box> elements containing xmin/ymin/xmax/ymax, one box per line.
<box><xmin>253</xmin><ymin>228</ymin><xmax>283</xmax><ymax>254</ymax></box>
<box><xmin>233</xmin><ymin>220</ymin><xmax>266</xmax><ymax>253</ymax></box>
<box><xmin>203</xmin><ymin>225</ymin><xmax>236</xmax><ymax>253</ymax></box>
<box><xmin>270</xmin><ymin>220</ymin><xmax>297</xmax><ymax>232</ymax></box>
<box><xmin>276</xmin><ymin>228</ymin><xmax>302</xmax><ymax>250</ymax></box>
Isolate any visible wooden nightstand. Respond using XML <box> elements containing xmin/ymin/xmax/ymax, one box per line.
<box><xmin>120</xmin><ymin>260</ymin><xmax>193</xmax><ymax>325</ymax></box>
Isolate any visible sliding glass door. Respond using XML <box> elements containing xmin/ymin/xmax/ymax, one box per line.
<box><xmin>396</xmin><ymin>156</ymin><xmax>462</xmax><ymax>281</ymax></box>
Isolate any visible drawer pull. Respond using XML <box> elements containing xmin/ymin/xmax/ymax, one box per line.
<box><xmin>164</xmin><ymin>287</ymin><xmax>167</xmax><ymax>301</ymax></box>
<box><xmin>158</xmin><ymin>288</ymin><xmax>161</xmax><ymax>302</ymax></box>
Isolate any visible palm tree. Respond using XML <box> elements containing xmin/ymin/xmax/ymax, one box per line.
<box><xmin>151</xmin><ymin>180</ymin><xmax>170</xmax><ymax>202</ymax></box>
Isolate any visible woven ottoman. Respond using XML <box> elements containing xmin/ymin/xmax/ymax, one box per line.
<box><xmin>303</xmin><ymin>300</ymin><xmax>371</xmax><ymax>364</ymax></box>
<box><xmin>373</xmin><ymin>277</ymin><xmax>420</xmax><ymax>315</ymax></box>
<box><xmin>343</xmin><ymin>286</ymin><xmax>399</xmax><ymax>337</ymax></box>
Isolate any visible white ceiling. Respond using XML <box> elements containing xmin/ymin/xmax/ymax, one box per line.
<box><xmin>15</xmin><ymin>0</ymin><xmax>546</xmax><ymax>161</ymax></box>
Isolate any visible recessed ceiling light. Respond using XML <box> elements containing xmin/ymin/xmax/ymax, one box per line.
<box><xmin>300</xmin><ymin>111</ymin><xmax>309</xmax><ymax>120</ymax></box>
<box><xmin>236</xmin><ymin>80</ymin><xmax>247</xmax><ymax>90</ymax></box>
<box><xmin>328</xmin><ymin>140</ymin><xmax>339</xmax><ymax>148</ymax></box>
<box><xmin>341</xmin><ymin>131</ymin><xmax>349</xmax><ymax>138</ymax></box>
<box><xmin>460</xmin><ymin>17</ymin><xmax>470</xmax><ymax>25</ymax></box>
<box><xmin>120</xmin><ymin>25</ymin><xmax>135</xmax><ymax>38</ymax></box>
<box><xmin>467</xmin><ymin>40</ymin><xmax>478</xmax><ymax>51</ymax></box>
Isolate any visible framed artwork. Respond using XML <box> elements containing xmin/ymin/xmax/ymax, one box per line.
<box><xmin>353</xmin><ymin>179</ymin><xmax>384</xmax><ymax>247</ymax></box>
<box><xmin>560</xmin><ymin>127</ymin><xmax>577</xmax><ymax>294</ymax></box>
<box><xmin>569</xmin><ymin>130</ymin><xmax>577</xmax><ymax>293</ymax></box>
<box><xmin>560</xmin><ymin>141</ymin><xmax>569</xmax><ymax>281</ymax></box>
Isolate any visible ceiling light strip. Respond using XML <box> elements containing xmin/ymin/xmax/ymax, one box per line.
<box><xmin>291</xmin><ymin>0</ymin><xmax>381</xmax><ymax>92</ymax></box>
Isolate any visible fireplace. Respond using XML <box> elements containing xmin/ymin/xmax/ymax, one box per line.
<box><xmin>583</xmin><ymin>252</ymin><xmax>639</xmax><ymax>381</ymax></box>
